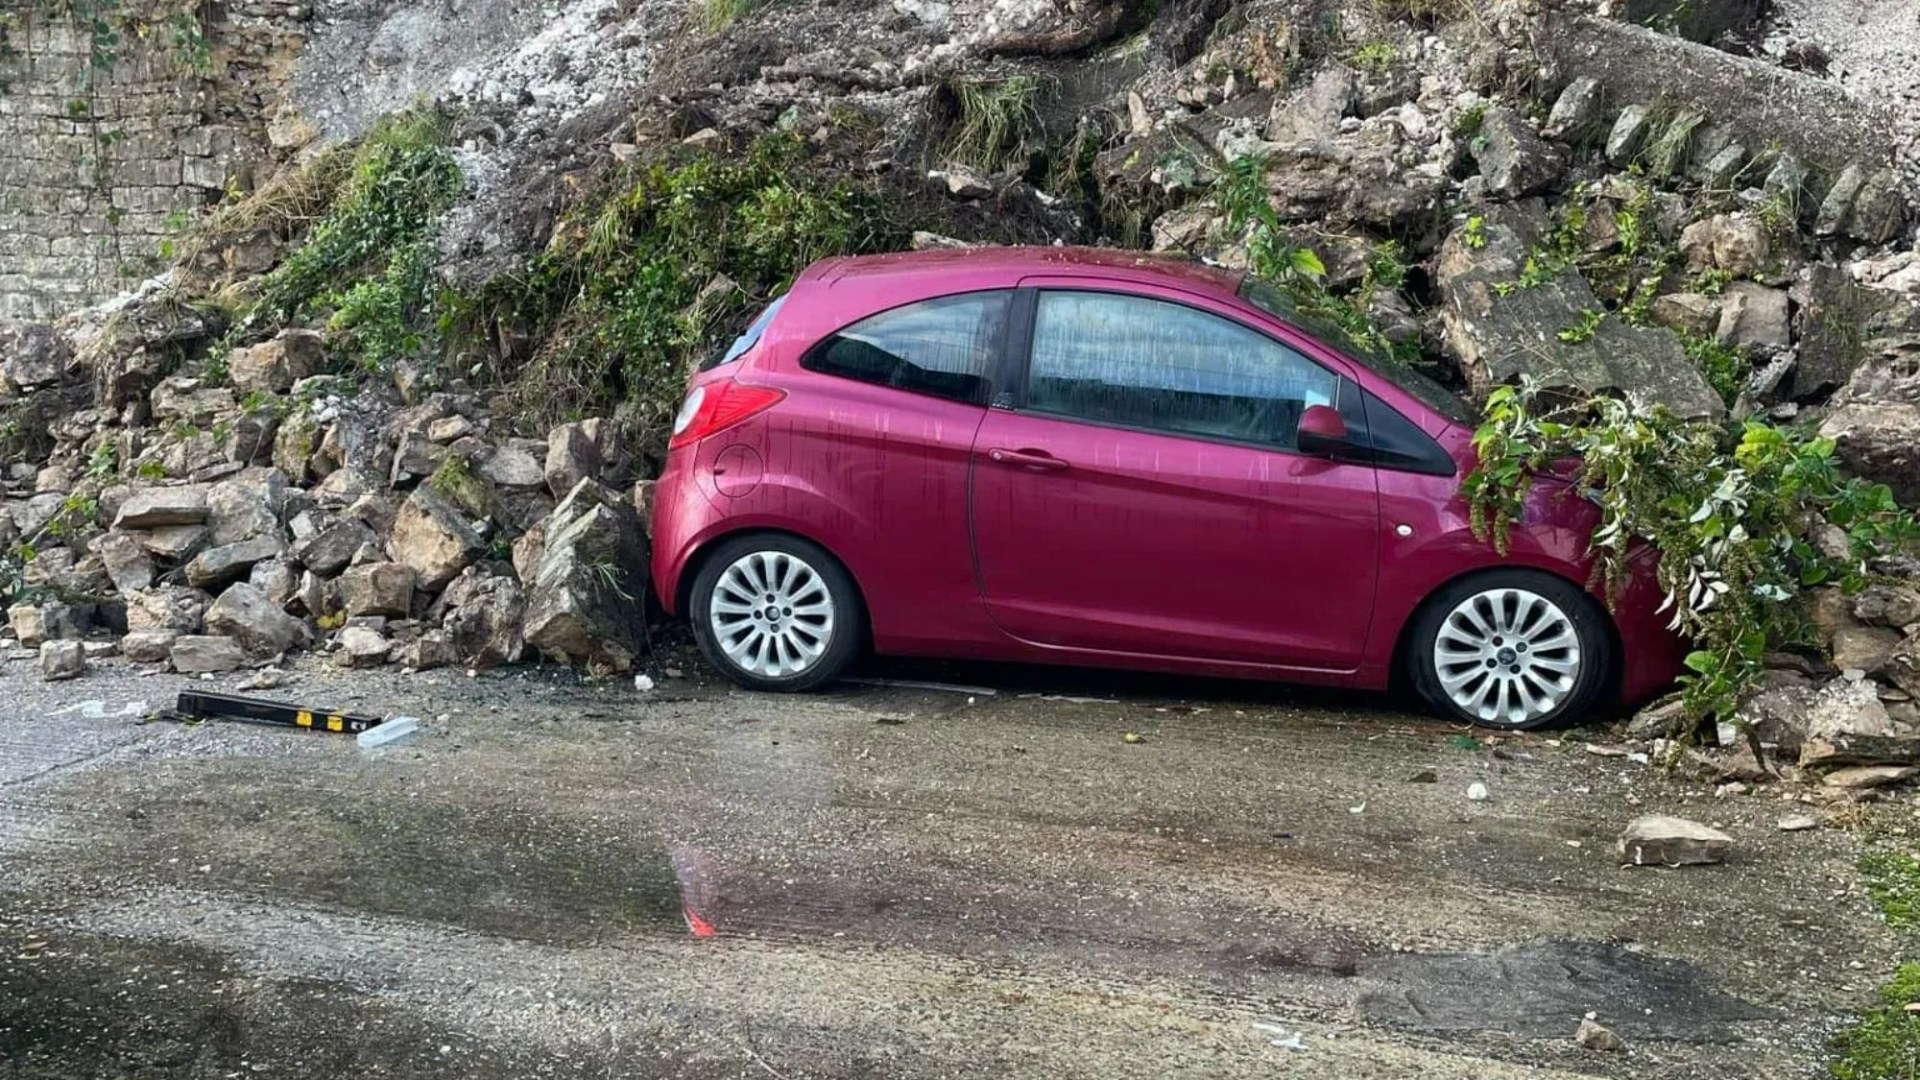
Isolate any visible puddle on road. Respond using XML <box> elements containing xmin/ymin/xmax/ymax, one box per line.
<box><xmin>1354</xmin><ymin>940</ymin><xmax>1774</xmax><ymax>1042</ymax></box>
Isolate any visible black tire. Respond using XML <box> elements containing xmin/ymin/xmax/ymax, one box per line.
<box><xmin>688</xmin><ymin>533</ymin><xmax>864</xmax><ymax>692</ymax></box>
<box><xmin>1405</xmin><ymin>569</ymin><xmax>1614</xmax><ymax>730</ymax></box>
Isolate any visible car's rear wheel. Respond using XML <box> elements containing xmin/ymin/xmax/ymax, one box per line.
<box><xmin>689</xmin><ymin>533</ymin><xmax>863</xmax><ymax>692</ymax></box>
<box><xmin>1406</xmin><ymin>570</ymin><xmax>1613</xmax><ymax>730</ymax></box>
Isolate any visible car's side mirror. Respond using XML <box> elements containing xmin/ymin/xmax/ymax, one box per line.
<box><xmin>1296</xmin><ymin>403</ymin><xmax>1351</xmax><ymax>458</ymax></box>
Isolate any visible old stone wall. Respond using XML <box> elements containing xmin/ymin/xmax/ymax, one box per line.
<box><xmin>0</xmin><ymin>4</ymin><xmax>304</xmax><ymax>323</ymax></box>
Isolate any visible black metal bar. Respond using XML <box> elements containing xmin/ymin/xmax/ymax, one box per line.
<box><xmin>172</xmin><ymin>691</ymin><xmax>385</xmax><ymax>735</ymax></box>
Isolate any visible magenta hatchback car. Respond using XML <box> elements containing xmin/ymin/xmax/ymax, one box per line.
<box><xmin>650</xmin><ymin>247</ymin><xmax>1685</xmax><ymax>729</ymax></box>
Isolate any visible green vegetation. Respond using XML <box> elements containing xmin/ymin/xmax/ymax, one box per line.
<box><xmin>463</xmin><ymin>132</ymin><xmax>896</xmax><ymax>438</ymax></box>
<box><xmin>697</xmin><ymin>0</ymin><xmax>782</xmax><ymax>31</ymax></box>
<box><xmin>1467</xmin><ymin>384</ymin><xmax>1918</xmax><ymax>727</ymax></box>
<box><xmin>1833</xmin><ymin>854</ymin><xmax>1920</xmax><ymax>1078</ymax></box>
<box><xmin>1681</xmin><ymin>331</ymin><xmax>1753</xmax><ymax>409</ymax></box>
<box><xmin>225</xmin><ymin>110</ymin><xmax>462</xmax><ymax>374</ymax></box>
<box><xmin>1557</xmin><ymin>308</ymin><xmax>1605</xmax><ymax>344</ymax></box>
<box><xmin>946</xmin><ymin>75</ymin><xmax>1051</xmax><ymax>174</ymax></box>
<box><xmin>1351</xmin><ymin>40</ymin><xmax>1398</xmax><ymax>74</ymax></box>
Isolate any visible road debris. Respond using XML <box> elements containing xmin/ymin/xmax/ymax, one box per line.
<box><xmin>357</xmin><ymin>716</ymin><xmax>419</xmax><ymax>748</ymax></box>
<box><xmin>163</xmin><ymin>690</ymin><xmax>388</xmax><ymax>737</ymax></box>
<box><xmin>1121</xmin><ymin>732</ymin><xmax>1145</xmax><ymax>744</ymax></box>
<box><xmin>1575</xmin><ymin>1016</ymin><xmax>1625</xmax><ymax>1052</ymax></box>
<box><xmin>634</xmin><ymin>674</ymin><xmax>655</xmax><ymax>691</ymax></box>
<box><xmin>48</xmin><ymin>699</ymin><xmax>149</xmax><ymax>719</ymax></box>
<box><xmin>1250</xmin><ymin>1021</ymin><xmax>1307</xmax><ymax>1050</ymax></box>
<box><xmin>239</xmin><ymin>668</ymin><xmax>296</xmax><ymax>691</ymax></box>
<box><xmin>1778</xmin><ymin>813</ymin><xmax>1819</xmax><ymax>831</ymax></box>
<box><xmin>1407</xmin><ymin>769</ymin><xmax>1438</xmax><ymax>783</ymax></box>
<box><xmin>1467</xmin><ymin>782</ymin><xmax>1490</xmax><ymax>801</ymax></box>
<box><xmin>1618</xmin><ymin>815</ymin><xmax>1733</xmax><ymax>867</ymax></box>
<box><xmin>845</xmin><ymin>677</ymin><xmax>999</xmax><ymax>696</ymax></box>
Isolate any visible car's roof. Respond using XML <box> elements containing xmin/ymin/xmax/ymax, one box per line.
<box><xmin>802</xmin><ymin>245</ymin><xmax>1246</xmax><ymax>294</ymax></box>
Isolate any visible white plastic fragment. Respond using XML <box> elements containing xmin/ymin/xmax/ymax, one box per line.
<box><xmin>357</xmin><ymin>716</ymin><xmax>419</xmax><ymax>748</ymax></box>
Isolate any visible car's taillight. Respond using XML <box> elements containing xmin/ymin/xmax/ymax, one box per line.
<box><xmin>668</xmin><ymin>379</ymin><xmax>786</xmax><ymax>451</ymax></box>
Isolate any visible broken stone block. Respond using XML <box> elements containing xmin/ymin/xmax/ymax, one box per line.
<box><xmin>40</xmin><ymin>640</ymin><xmax>85</xmax><ymax>681</ymax></box>
<box><xmin>545</xmin><ymin>420</ymin><xmax>605</xmax><ymax>499</ymax></box>
<box><xmin>1820</xmin><ymin>404</ymin><xmax>1920</xmax><ymax>507</ymax></box>
<box><xmin>338</xmin><ymin>625</ymin><xmax>392</xmax><ymax>668</ymax></box>
<box><xmin>1618</xmin><ymin>815</ymin><xmax>1732</xmax><ymax>867</ymax></box>
<box><xmin>121</xmin><ymin>630</ymin><xmax>179</xmax><ymax>663</ymax></box>
<box><xmin>90</xmin><ymin>530</ymin><xmax>155</xmax><ymax>593</ymax></box>
<box><xmin>1855</xmin><ymin>585</ymin><xmax>1920</xmax><ymax>630</ymax></box>
<box><xmin>1574</xmin><ymin>1018</ymin><xmax>1624</xmax><ymax>1052</ymax></box>
<box><xmin>1815</xmin><ymin>164</ymin><xmax>1867</xmax><ymax>236</ymax></box>
<box><xmin>399</xmin><ymin>629</ymin><xmax>459</xmax><ymax>671</ymax></box>
<box><xmin>1649</xmin><ymin>293</ymin><xmax>1722</xmax><ymax>337</ymax></box>
<box><xmin>1822</xmin><ymin>764</ymin><xmax>1918</xmax><ymax>789</ymax></box>
<box><xmin>185</xmin><ymin>535</ymin><xmax>285</xmax><ymax>589</ymax></box>
<box><xmin>291</xmin><ymin>517</ymin><xmax>373</xmax><ymax>578</ymax></box>
<box><xmin>8</xmin><ymin>603</ymin><xmax>47</xmax><ymax>649</ymax></box>
<box><xmin>1605</xmin><ymin>104</ymin><xmax>1651</xmax><ymax>165</ymax></box>
<box><xmin>1437</xmin><ymin>205</ymin><xmax>1722</xmax><ymax>419</ymax></box>
<box><xmin>1264</xmin><ymin>65</ymin><xmax>1353</xmax><ymax>145</ymax></box>
<box><xmin>1542</xmin><ymin>76</ymin><xmax>1602</xmax><ymax>139</ymax></box>
<box><xmin>1715</xmin><ymin>282</ymin><xmax>1792</xmax><ymax>352</ymax></box>
<box><xmin>1</xmin><ymin>323</ymin><xmax>74</xmax><ymax>391</ymax></box>
<box><xmin>389</xmin><ymin>430</ymin><xmax>446</xmax><ymax>486</ymax></box>
<box><xmin>523</xmin><ymin>480</ymin><xmax>647</xmax><ymax>673</ymax></box>
<box><xmin>139</xmin><ymin>524</ymin><xmax>208</xmax><ymax>562</ymax></box>
<box><xmin>480</xmin><ymin>440</ymin><xmax>547</xmax><ymax>488</ymax></box>
<box><xmin>1832</xmin><ymin>624</ymin><xmax>1902</xmax><ymax>676</ymax></box>
<box><xmin>227</xmin><ymin>329</ymin><xmax>324</xmax><ymax>395</ymax></box>
<box><xmin>113</xmin><ymin>484</ymin><xmax>210</xmax><ymax>528</ymax></box>
<box><xmin>388</xmin><ymin>488</ymin><xmax>486</xmax><ymax>591</ymax></box>
<box><xmin>205</xmin><ymin>582</ymin><xmax>310</xmax><ymax>658</ymax></box>
<box><xmin>1679</xmin><ymin>214</ymin><xmax>1770</xmax><ymax>278</ymax></box>
<box><xmin>1471</xmin><ymin>107</ymin><xmax>1566</xmax><ymax>199</ymax></box>
<box><xmin>124</xmin><ymin>586</ymin><xmax>212</xmax><ymax>634</ymax></box>
<box><xmin>427</xmin><ymin>415</ymin><xmax>475</xmax><ymax>443</ymax></box>
<box><xmin>206</xmin><ymin>475</ymin><xmax>286</xmax><ymax>546</ymax></box>
<box><xmin>149</xmin><ymin>375</ymin><xmax>234</xmax><ymax>426</ymax></box>
<box><xmin>170</xmin><ymin>634</ymin><xmax>246</xmax><ymax>674</ymax></box>
<box><xmin>440</xmin><ymin>568</ymin><xmax>527</xmax><ymax>668</ymax></box>
<box><xmin>1846</xmin><ymin>169</ymin><xmax>1908</xmax><ymax>245</ymax></box>
<box><xmin>341</xmin><ymin>561</ymin><xmax>417</xmax><ymax>618</ymax></box>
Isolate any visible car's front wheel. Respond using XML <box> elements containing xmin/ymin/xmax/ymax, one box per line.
<box><xmin>689</xmin><ymin>533</ymin><xmax>863</xmax><ymax>692</ymax></box>
<box><xmin>1406</xmin><ymin>570</ymin><xmax>1613</xmax><ymax>730</ymax></box>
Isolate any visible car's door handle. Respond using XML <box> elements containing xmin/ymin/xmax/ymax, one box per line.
<box><xmin>986</xmin><ymin>448</ymin><xmax>1069</xmax><ymax>471</ymax></box>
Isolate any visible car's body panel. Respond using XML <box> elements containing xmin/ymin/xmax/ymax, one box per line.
<box><xmin>649</xmin><ymin>246</ymin><xmax>1687</xmax><ymax>709</ymax></box>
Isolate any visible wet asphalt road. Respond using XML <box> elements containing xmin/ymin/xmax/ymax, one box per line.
<box><xmin>0</xmin><ymin>647</ymin><xmax>1907</xmax><ymax>1078</ymax></box>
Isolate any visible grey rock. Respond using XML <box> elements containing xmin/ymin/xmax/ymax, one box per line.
<box><xmin>124</xmin><ymin>586</ymin><xmax>212</xmax><ymax>634</ymax></box>
<box><xmin>1618</xmin><ymin>815</ymin><xmax>1732</xmax><ymax>867</ymax></box>
<box><xmin>545</xmin><ymin>420</ymin><xmax>605</xmax><ymax>499</ymax></box>
<box><xmin>1542</xmin><ymin>76</ymin><xmax>1603</xmax><ymax>140</ymax></box>
<box><xmin>227</xmin><ymin>329</ymin><xmax>324</xmax><ymax>394</ymax></box>
<box><xmin>1</xmin><ymin>323</ymin><xmax>73</xmax><ymax>391</ymax></box>
<box><xmin>1846</xmin><ymin>169</ymin><xmax>1908</xmax><ymax>245</ymax></box>
<box><xmin>1472</xmin><ymin>107</ymin><xmax>1565</xmax><ymax>199</ymax></box>
<box><xmin>388</xmin><ymin>488</ymin><xmax>486</xmax><ymax>591</ymax></box>
<box><xmin>1763</xmin><ymin>153</ymin><xmax>1809</xmax><ymax>203</ymax></box>
<box><xmin>1831</xmin><ymin>624</ymin><xmax>1901</xmax><ymax>676</ymax></box>
<box><xmin>337</xmin><ymin>625</ymin><xmax>392</xmax><ymax>667</ymax></box>
<box><xmin>1437</xmin><ymin>205</ymin><xmax>1722</xmax><ymax>419</ymax></box>
<box><xmin>523</xmin><ymin>479</ymin><xmax>648</xmax><ymax>673</ymax></box>
<box><xmin>249</xmin><ymin>558</ymin><xmax>299</xmax><ymax>609</ymax></box>
<box><xmin>1854</xmin><ymin>585</ymin><xmax>1920</xmax><ymax>629</ymax></box>
<box><xmin>149</xmin><ymin>375</ymin><xmax>234</xmax><ymax>426</ymax></box>
<box><xmin>204</xmin><ymin>581</ymin><xmax>310</xmax><ymax>658</ymax></box>
<box><xmin>7</xmin><ymin>604</ymin><xmax>46</xmax><ymax>649</ymax></box>
<box><xmin>1574</xmin><ymin>1018</ymin><xmax>1624</xmax><ymax>1052</ymax></box>
<box><xmin>185</xmin><ymin>535</ymin><xmax>284</xmax><ymax>589</ymax></box>
<box><xmin>1265</xmin><ymin>65</ymin><xmax>1353</xmax><ymax>145</ymax></box>
<box><xmin>1715</xmin><ymin>282</ymin><xmax>1791</xmax><ymax>352</ymax></box>
<box><xmin>1815</xmin><ymin>164</ymin><xmax>1867</xmax><ymax>236</ymax></box>
<box><xmin>399</xmin><ymin>629</ymin><xmax>460</xmax><ymax>671</ymax></box>
<box><xmin>440</xmin><ymin>567</ymin><xmax>527</xmax><ymax>668</ymax></box>
<box><xmin>340</xmin><ymin>561</ymin><xmax>417</xmax><ymax>618</ymax></box>
<box><xmin>1649</xmin><ymin>293</ymin><xmax>1722</xmax><ymax>337</ymax></box>
<box><xmin>113</xmin><ymin>484</ymin><xmax>210</xmax><ymax>528</ymax></box>
<box><xmin>39</xmin><ymin>640</ymin><xmax>85</xmax><ymax>681</ymax></box>
<box><xmin>1696</xmin><ymin>143</ymin><xmax>1746</xmax><ymax>189</ymax></box>
<box><xmin>120</xmin><ymin>630</ymin><xmax>179</xmax><ymax>663</ymax></box>
<box><xmin>1605</xmin><ymin>104</ymin><xmax>1651</xmax><ymax>165</ymax></box>
<box><xmin>206</xmin><ymin>477</ymin><xmax>285</xmax><ymax>546</ymax></box>
<box><xmin>427</xmin><ymin>415</ymin><xmax>476</xmax><ymax>443</ymax></box>
<box><xmin>1820</xmin><ymin>404</ymin><xmax>1920</xmax><ymax>506</ymax></box>
<box><xmin>90</xmin><ymin>531</ymin><xmax>155</xmax><ymax>593</ymax></box>
<box><xmin>480</xmin><ymin>440</ymin><xmax>547</xmax><ymax>488</ymax></box>
<box><xmin>1823</xmin><ymin>764</ymin><xmax>1918</xmax><ymax>789</ymax></box>
<box><xmin>138</xmin><ymin>524</ymin><xmax>208</xmax><ymax>562</ymax></box>
<box><xmin>390</xmin><ymin>430</ymin><xmax>446</xmax><ymax>485</ymax></box>
<box><xmin>291</xmin><ymin>518</ymin><xmax>374</xmax><ymax>577</ymax></box>
<box><xmin>170</xmin><ymin>634</ymin><xmax>247</xmax><ymax>674</ymax></box>
<box><xmin>1679</xmin><ymin>214</ymin><xmax>1770</xmax><ymax>277</ymax></box>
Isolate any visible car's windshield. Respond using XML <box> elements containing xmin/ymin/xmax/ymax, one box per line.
<box><xmin>1237</xmin><ymin>277</ymin><xmax>1476</xmax><ymax>426</ymax></box>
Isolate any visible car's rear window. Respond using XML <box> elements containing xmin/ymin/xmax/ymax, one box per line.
<box><xmin>702</xmin><ymin>295</ymin><xmax>787</xmax><ymax>371</ymax></box>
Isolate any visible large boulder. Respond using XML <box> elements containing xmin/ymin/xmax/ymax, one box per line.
<box><xmin>1437</xmin><ymin>205</ymin><xmax>1723</xmax><ymax>419</ymax></box>
<box><xmin>170</xmin><ymin>634</ymin><xmax>247</xmax><ymax>673</ymax></box>
<box><xmin>206</xmin><ymin>473</ymin><xmax>287</xmax><ymax>546</ymax></box>
<box><xmin>1471</xmin><ymin>107</ymin><xmax>1566</xmax><ymax>199</ymax></box>
<box><xmin>388</xmin><ymin>488</ymin><xmax>486</xmax><ymax>591</ymax></box>
<box><xmin>204</xmin><ymin>582</ymin><xmax>310</xmax><ymax>658</ymax></box>
<box><xmin>1679</xmin><ymin>214</ymin><xmax>1770</xmax><ymax>278</ymax></box>
<box><xmin>1</xmin><ymin>323</ymin><xmax>74</xmax><ymax>391</ymax></box>
<box><xmin>1715</xmin><ymin>282</ymin><xmax>1792</xmax><ymax>354</ymax></box>
<box><xmin>113</xmin><ymin>484</ymin><xmax>210</xmax><ymax>528</ymax></box>
<box><xmin>291</xmin><ymin>517</ymin><xmax>374</xmax><ymax>578</ymax></box>
<box><xmin>1819</xmin><ymin>404</ymin><xmax>1920</xmax><ymax>506</ymax></box>
<box><xmin>185</xmin><ymin>536</ymin><xmax>285</xmax><ymax>589</ymax></box>
<box><xmin>228</xmin><ymin>330</ymin><xmax>324</xmax><ymax>394</ymax></box>
<box><xmin>340</xmin><ymin>562</ymin><xmax>416</xmax><ymax>618</ymax></box>
<box><xmin>40</xmin><ymin>640</ymin><xmax>86</xmax><ymax>682</ymax></box>
<box><xmin>439</xmin><ymin>567</ymin><xmax>527</xmax><ymax>668</ymax></box>
<box><xmin>545</xmin><ymin>420</ymin><xmax>605</xmax><ymax>499</ymax></box>
<box><xmin>89</xmin><ymin>531</ymin><xmax>154</xmax><ymax>593</ymax></box>
<box><xmin>522</xmin><ymin>480</ymin><xmax>648</xmax><ymax>673</ymax></box>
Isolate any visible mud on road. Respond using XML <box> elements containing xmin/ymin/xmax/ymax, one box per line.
<box><xmin>0</xmin><ymin>652</ymin><xmax>1905</xmax><ymax>1078</ymax></box>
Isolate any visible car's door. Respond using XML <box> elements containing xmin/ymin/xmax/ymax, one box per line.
<box><xmin>968</xmin><ymin>284</ymin><xmax>1382</xmax><ymax>670</ymax></box>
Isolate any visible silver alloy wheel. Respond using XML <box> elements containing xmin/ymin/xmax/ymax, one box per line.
<box><xmin>1432</xmin><ymin>587</ymin><xmax>1582</xmax><ymax>727</ymax></box>
<box><xmin>709</xmin><ymin>550</ymin><xmax>837</xmax><ymax>679</ymax></box>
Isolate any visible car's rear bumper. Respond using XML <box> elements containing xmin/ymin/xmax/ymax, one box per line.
<box><xmin>649</xmin><ymin>450</ymin><xmax>717</xmax><ymax>618</ymax></box>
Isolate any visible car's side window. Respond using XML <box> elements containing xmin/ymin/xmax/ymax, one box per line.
<box><xmin>1026</xmin><ymin>290</ymin><xmax>1340</xmax><ymax>450</ymax></box>
<box><xmin>802</xmin><ymin>290</ymin><xmax>1012</xmax><ymax>405</ymax></box>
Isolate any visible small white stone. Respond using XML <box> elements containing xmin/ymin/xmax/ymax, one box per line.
<box><xmin>1466</xmin><ymin>782</ymin><xmax>1490</xmax><ymax>801</ymax></box>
